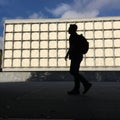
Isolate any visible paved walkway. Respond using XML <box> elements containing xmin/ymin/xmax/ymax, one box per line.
<box><xmin>0</xmin><ymin>82</ymin><xmax>120</xmax><ymax>120</ymax></box>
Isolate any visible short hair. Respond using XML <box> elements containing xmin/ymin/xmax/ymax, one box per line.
<box><xmin>70</xmin><ymin>24</ymin><xmax>77</xmax><ymax>31</ymax></box>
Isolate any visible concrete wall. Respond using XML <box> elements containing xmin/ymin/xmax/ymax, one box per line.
<box><xmin>0</xmin><ymin>71</ymin><xmax>120</xmax><ymax>82</ymax></box>
<box><xmin>0</xmin><ymin>72</ymin><xmax>30</xmax><ymax>82</ymax></box>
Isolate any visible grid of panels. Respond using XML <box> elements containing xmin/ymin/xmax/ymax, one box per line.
<box><xmin>3</xmin><ymin>17</ymin><xmax>120</xmax><ymax>71</ymax></box>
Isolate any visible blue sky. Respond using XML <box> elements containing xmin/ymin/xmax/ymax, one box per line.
<box><xmin>0</xmin><ymin>0</ymin><xmax>120</xmax><ymax>49</ymax></box>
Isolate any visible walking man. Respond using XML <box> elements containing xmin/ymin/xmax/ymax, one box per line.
<box><xmin>65</xmin><ymin>24</ymin><xmax>92</xmax><ymax>95</ymax></box>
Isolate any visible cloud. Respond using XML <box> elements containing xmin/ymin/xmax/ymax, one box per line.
<box><xmin>28</xmin><ymin>12</ymin><xmax>45</xmax><ymax>19</ymax></box>
<box><xmin>83</xmin><ymin>0</ymin><xmax>120</xmax><ymax>11</ymax></box>
<box><xmin>47</xmin><ymin>0</ymin><xmax>120</xmax><ymax>18</ymax></box>
<box><xmin>47</xmin><ymin>3</ymin><xmax>71</xmax><ymax>17</ymax></box>
<box><xmin>61</xmin><ymin>10</ymin><xmax>99</xmax><ymax>18</ymax></box>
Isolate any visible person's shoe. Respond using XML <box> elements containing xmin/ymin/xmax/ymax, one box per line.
<box><xmin>67</xmin><ymin>90</ymin><xmax>80</xmax><ymax>95</ymax></box>
<box><xmin>83</xmin><ymin>83</ymin><xmax>92</xmax><ymax>95</ymax></box>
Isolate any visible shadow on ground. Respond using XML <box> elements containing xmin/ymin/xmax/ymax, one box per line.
<box><xmin>0</xmin><ymin>81</ymin><xmax>120</xmax><ymax>119</ymax></box>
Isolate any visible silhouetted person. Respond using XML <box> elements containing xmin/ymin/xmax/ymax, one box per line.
<box><xmin>65</xmin><ymin>24</ymin><xmax>92</xmax><ymax>95</ymax></box>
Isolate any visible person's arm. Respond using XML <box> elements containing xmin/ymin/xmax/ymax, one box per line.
<box><xmin>65</xmin><ymin>36</ymin><xmax>71</xmax><ymax>61</ymax></box>
<box><xmin>65</xmin><ymin>50</ymin><xmax>69</xmax><ymax>61</ymax></box>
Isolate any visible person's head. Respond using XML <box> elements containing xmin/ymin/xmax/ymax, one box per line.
<box><xmin>68</xmin><ymin>24</ymin><xmax>77</xmax><ymax>34</ymax></box>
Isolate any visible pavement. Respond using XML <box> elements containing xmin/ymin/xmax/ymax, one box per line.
<box><xmin>0</xmin><ymin>81</ymin><xmax>120</xmax><ymax>120</ymax></box>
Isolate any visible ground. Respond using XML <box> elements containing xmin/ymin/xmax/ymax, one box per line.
<box><xmin>0</xmin><ymin>82</ymin><xmax>120</xmax><ymax>120</ymax></box>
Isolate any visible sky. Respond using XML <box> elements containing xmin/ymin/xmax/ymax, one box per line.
<box><xmin>0</xmin><ymin>0</ymin><xmax>120</xmax><ymax>49</ymax></box>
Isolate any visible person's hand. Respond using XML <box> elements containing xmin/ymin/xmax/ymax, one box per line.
<box><xmin>65</xmin><ymin>55</ymin><xmax>68</xmax><ymax>61</ymax></box>
<box><xmin>65</xmin><ymin>51</ymin><xmax>69</xmax><ymax>61</ymax></box>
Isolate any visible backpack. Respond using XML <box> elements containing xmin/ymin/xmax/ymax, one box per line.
<box><xmin>79</xmin><ymin>34</ymin><xmax>89</xmax><ymax>54</ymax></box>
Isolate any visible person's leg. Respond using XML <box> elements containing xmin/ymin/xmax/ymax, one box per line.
<box><xmin>70</xmin><ymin>58</ymin><xmax>92</xmax><ymax>95</ymax></box>
<box><xmin>79</xmin><ymin>74</ymin><xmax>89</xmax><ymax>86</ymax></box>
<box><xmin>79</xmin><ymin>73</ymin><xmax>92</xmax><ymax>94</ymax></box>
<box><xmin>68</xmin><ymin>58</ymin><xmax>81</xmax><ymax>95</ymax></box>
<box><xmin>74</xmin><ymin>73</ymin><xmax>80</xmax><ymax>91</ymax></box>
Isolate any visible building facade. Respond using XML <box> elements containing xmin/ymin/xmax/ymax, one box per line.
<box><xmin>3</xmin><ymin>17</ymin><xmax>120</xmax><ymax>71</ymax></box>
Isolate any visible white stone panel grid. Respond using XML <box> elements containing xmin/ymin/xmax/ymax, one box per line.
<box><xmin>3</xmin><ymin>17</ymin><xmax>120</xmax><ymax>71</ymax></box>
